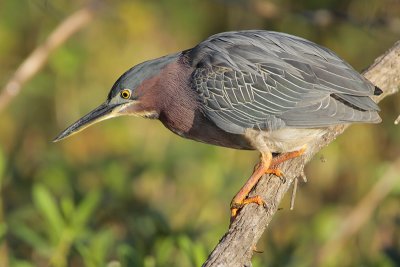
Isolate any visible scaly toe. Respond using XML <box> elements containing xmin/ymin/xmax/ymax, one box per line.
<box><xmin>265</xmin><ymin>167</ymin><xmax>286</xmax><ymax>183</ymax></box>
<box><xmin>242</xmin><ymin>195</ymin><xmax>267</xmax><ymax>208</ymax></box>
<box><xmin>266</xmin><ymin>167</ymin><xmax>284</xmax><ymax>177</ymax></box>
<box><xmin>230</xmin><ymin>195</ymin><xmax>267</xmax><ymax>221</ymax></box>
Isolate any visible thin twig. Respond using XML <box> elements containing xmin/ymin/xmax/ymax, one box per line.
<box><xmin>394</xmin><ymin>114</ymin><xmax>400</xmax><ymax>125</ymax></box>
<box><xmin>290</xmin><ymin>177</ymin><xmax>298</xmax><ymax>210</ymax></box>
<box><xmin>0</xmin><ymin>5</ymin><xmax>96</xmax><ymax>112</ymax></box>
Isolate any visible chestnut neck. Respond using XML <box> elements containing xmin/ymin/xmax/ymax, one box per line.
<box><xmin>133</xmin><ymin>55</ymin><xmax>254</xmax><ymax>150</ymax></box>
<box><xmin>135</xmin><ymin>57</ymin><xmax>199</xmax><ymax>135</ymax></box>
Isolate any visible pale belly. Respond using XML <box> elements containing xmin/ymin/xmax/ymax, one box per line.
<box><xmin>245</xmin><ymin>127</ymin><xmax>329</xmax><ymax>154</ymax></box>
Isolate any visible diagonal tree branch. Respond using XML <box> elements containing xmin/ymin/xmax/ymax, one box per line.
<box><xmin>202</xmin><ymin>41</ymin><xmax>400</xmax><ymax>267</ymax></box>
<box><xmin>0</xmin><ymin>4</ymin><xmax>97</xmax><ymax>112</ymax></box>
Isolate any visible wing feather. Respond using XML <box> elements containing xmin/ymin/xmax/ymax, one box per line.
<box><xmin>187</xmin><ymin>30</ymin><xmax>381</xmax><ymax>134</ymax></box>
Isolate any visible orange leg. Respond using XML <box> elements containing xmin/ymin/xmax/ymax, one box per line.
<box><xmin>267</xmin><ymin>145</ymin><xmax>307</xmax><ymax>182</ymax></box>
<box><xmin>230</xmin><ymin>145</ymin><xmax>307</xmax><ymax>221</ymax></box>
<box><xmin>270</xmin><ymin>145</ymin><xmax>307</xmax><ymax>168</ymax></box>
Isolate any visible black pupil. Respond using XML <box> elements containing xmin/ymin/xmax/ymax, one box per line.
<box><xmin>122</xmin><ymin>91</ymin><xmax>129</xmax><ymax>98</ymax></box>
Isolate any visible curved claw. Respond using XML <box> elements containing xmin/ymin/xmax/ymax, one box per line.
<box><xmin>266</xmin><ymin>167</ymin><xmax>286</xmax><ymax>183</ymax></box>
<box><xmin>230</xmin><ymin>195</ymin><xmax>267</xmax><ymax>221</ymax></box>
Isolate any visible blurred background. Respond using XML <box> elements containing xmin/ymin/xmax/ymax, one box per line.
<box><xmin>0</xmin><ymin>0</ymin><xmax>400</xmax><ymax>266</ymax></box>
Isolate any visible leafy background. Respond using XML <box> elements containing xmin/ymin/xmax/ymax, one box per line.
<box><xmin>0</xmin><ymin>0</ymin><xmax>400</xmax><ymax>266</ymax></box>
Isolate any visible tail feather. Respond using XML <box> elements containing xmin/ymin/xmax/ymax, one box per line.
<box><xmin>374</xmin><ymin>86</ymin><xmax>383</xmax><ymax>96</ymax></box>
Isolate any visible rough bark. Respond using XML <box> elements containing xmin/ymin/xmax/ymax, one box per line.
<box><xmin>202</xmin><ymin>41</ymin><xmax>400</xmax><ymax>267</ymax></box>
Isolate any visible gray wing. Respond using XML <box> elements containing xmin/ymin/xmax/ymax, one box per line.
<box><xmin>187</xmin><ymin>30</ymin><xmax>381</xmax><ymax>134</ymax></box>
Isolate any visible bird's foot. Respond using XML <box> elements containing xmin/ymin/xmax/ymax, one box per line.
<box><xmin>230</xmin><ymin>153</ymin><xmax>272</xmax><ymax>222</ymax></box>
<box><xmin>229</xmin><ymin>146</ymin><xmax>307</xmax><ymax>222</ymax></box>
<box><xmin>229</xmin><ymin>166</ymin><xmax>282</xmax><ymax>221</ymax></box>
<box><xmin>230</xmin><ymin>195</ymin><xmax>267</xmax><ymax>221</ymax></box>
<box><xmin>266</xmin><ymin>166</ymin><xmax>286</xmax><ymax>183</ymax></box>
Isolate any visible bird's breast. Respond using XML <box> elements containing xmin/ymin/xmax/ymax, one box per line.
<box><xmin>160</xmin><ymin>108</ymin><xmax>254</xmax><ymax>150</ymax></box>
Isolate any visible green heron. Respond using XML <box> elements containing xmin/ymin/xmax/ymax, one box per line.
<box><xmin>54</xmin><ymin>30</ymin><xmax>382</xmax><ymax>219</ymax></box>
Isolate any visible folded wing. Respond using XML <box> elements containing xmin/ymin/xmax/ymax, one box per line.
<box><xmin>186</xmin><ymin>30</ymin><xmax>381</xmax><ymax>134</ymax></box>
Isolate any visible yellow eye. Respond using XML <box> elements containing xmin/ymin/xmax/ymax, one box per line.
<box><xmin>120</xmin><ymin>89</ymin><xmax>131</xmax><ymax>99</ymax></box>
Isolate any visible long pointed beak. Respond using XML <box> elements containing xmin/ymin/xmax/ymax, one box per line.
<box><xmin>53</xmin><ymin>101</ymin><xmax>121</xmax><ymax>142</ymax></box>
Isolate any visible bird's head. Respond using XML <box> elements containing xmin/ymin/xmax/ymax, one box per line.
<box><xmin>53</xmin><ymin>54</ymin><xmax>179</xmax><ymax>142</ymax></box>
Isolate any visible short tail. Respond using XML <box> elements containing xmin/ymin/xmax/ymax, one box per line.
<box><xmin>374</xmin><ymin>86</ymin><xmax>383</xmax><ymax>96</ymax></box>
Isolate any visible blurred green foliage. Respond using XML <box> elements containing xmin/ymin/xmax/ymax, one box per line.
<box><xmin>0</xmin><ymin>0</ymin><xmax>400</xmax><ymax>266</ymax></box>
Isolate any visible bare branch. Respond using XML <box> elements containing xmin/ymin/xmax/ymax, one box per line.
<box><xmin>0</xmin><ymin>5</ymin><xmax>96</xmax><ymax>112</ymax></box>
<box><xmin>289</xmin><ymin>176</ymin><xmax>299</xmax><ymax>210</ymax></box>
<box><xmin>202</xmin><ymin>41</ymin><xmax>400</xmax><ymax>267</ymax></box>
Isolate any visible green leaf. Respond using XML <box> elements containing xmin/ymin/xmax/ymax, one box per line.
<box><xmin>177</xmin><ymin>235</ymin><xmax>195</xmax><ymax>265</ymax></box>
<box><xmin>71</xmin><ymin>191</ymin><xmax>100</xmax><ymax>230</ymax></box>
<box><xmin>192</xmin><ymin>242</ymin><xmax>206</xmax><ymax>266</ymax></box>
<box><xmin>177</xmin><ymin>235</ymin><xmax>192</xmax><ymax>252</ymax></box>
<box><xmin>60</xmin><ymin>197</ymin><xmax>75</xmax><ymax>220</ymax></box>
<box><xmin>76</xmin><ymin>229</ymin><xmax>114</xmax><ymax>267</ymax></box>
<box><xmin>176</xmin><ymin>235</ymin><xmax>206</xmax><ymax>266</ymax></box>
<box><xmin>32</xmin><ymin>184</ymin><xmax>64</xmax><ymax>238</ymax></box>
<box><xmin>155</xmin><ymin>237</ymin><xmax>174</xmax><ymax>265</ymax></box>
<box><xmin>10</xmin><ymin>222</ymin><xmax>49</xmax><ymax>251</ymax></box>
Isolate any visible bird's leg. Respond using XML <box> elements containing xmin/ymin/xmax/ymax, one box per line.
<box><xmin>270</xmin><ymin>145</ymin><xmax>307</xmax><ymax>167</ymax></box>
<box><xmin>230</xmin><ymin>145</ymin><xmax>307</xmax><ymax>221</ymax></box>
<box><xmin>230</xmin><ymin>151</ymin><xmax>272</xmax><ymax>219</ymax></box>
<box><xmin>267</xmin><ymin>145</ymin><xmax>307</xmax><ymax>182</ymax></box>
